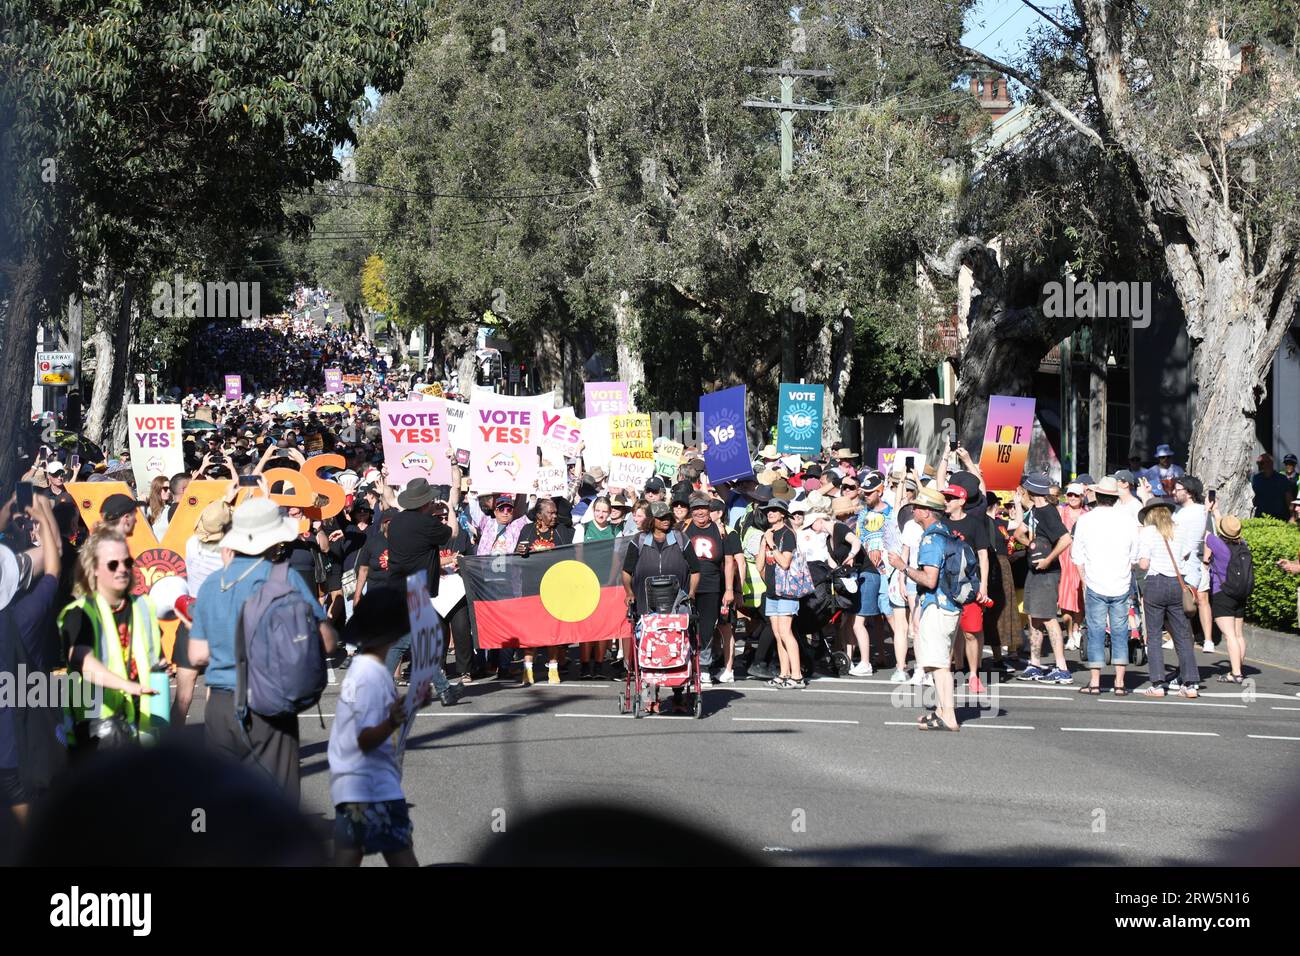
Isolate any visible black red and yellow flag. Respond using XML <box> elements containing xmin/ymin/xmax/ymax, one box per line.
<box><xmin>461</xmin><ymin>538</ymin><xmax>633</xmax><ymax>648</ymax></box>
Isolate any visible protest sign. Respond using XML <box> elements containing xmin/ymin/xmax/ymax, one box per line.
<box><xmin>877</xmin><ymin>448</ymin><xmax>923</xmax><ymax>476</ymax></box>
<box><xmin>444</xmin><ymin>400</ymin><xmax>470</xmax><ymax>453</ymax></box>
<box><xmin>224</xmin><ymin>374</ymin><xmax>242</xmax><ymax>402</ymax></box>
<box><xmin>342</xmin><ymin>373</ymin><xmax>364</xmax><ymax>387</ymax></box>
<box><xmin>653</xmin><ymin>437</ymin><xmax>684</xmax><ymax>479</ymax></box>
<box><xmin>127</xmin><ymin>404</ymin><xmax>184</xmax><ymax>494</ymax></box>
<box><xmin>610</xmin><ymin>413</ymin><xmax>653</xmax><ymax>462</ymax></box>
<box><xmin>323</xmin><ymin>368</ymin><xmax>342</xmax><ymax>393</ymax></box>
<box><xmin>469</xmin><ymin>391</ymin><xmax>539</xmax><ymax>495</ymax></box>
<box><xmin>609</xmin><ymin>456</ymin><xmax>654</xmax><ymax>489</ymax></box>
<box><xmin>582</xmin><ymin>413</ymin><xmax>613</xmax><ymax>473</ymax></box>
<box><xmin>379</xmin><ymin>400</ymin><xmax>451</xmax><ymax>486</ymax></box>
<box><xmin>776</xmin><ymin>383</ymin><xmax>824</xmax><ymax>455</ymax></box>
<box><xmin>534</xmin><ymin>464</ymin><xmax>569</xmax><ymax>498</ymax></box>
<box><xmin>584</xmin><ymin>381</ymin><xmax>630</xmax><ymax>417</ymax></box>
<box><xmin>978</xmin><ymin>396</ymin><xmax>1036</xmax><ymax>491</ymax></box>
<box><xmin>397</xmin><ymin>570</ymin><xmax>444</xmax><ymax>762</ymax></box>
<box><xmin>537</xmin><ymin>407</ymin><xmax>583</xmax><ymax>463</ymax></box>
<box><xmin>699</xmin><ymin>386</ymin><xmax>753</xmax><ymax>484</ymax></box>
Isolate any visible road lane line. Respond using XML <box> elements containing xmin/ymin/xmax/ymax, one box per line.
<box><xmin>1060</xmin><ymin>727</ymin><xmax>1219</xmax><ymax>737</ymax></box>
<box><xmin>1246</xmin><ymin>734</ymin><xmax>1300</xmax><ymax>741</ymax></box>
<box><xmin>732</xmin><ymin>717</ymin><xmax>860</xmax><ymax>725</ymax></box>
<box><xmin>1271</xmin><ymin>706</ymin><xmax>1300</xmax><ymax>711</ymax></box>
<box><xmin>965</xmin><ymin>724</ymin><xmax>1036</xmax><ymax>730</ymax></box>
<box><xmin>1096</xmin><ymin>698</ymin><xmax>1246</xmax><ymax>709</ymax></box>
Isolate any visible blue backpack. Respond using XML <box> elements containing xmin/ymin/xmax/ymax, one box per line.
<box><xmin>235</xmin><ymin>563</ymin><xmax>327</xmax><ymax>719</ymax></box>
<box><xmin>934</xmin><ymin>525</ymin><xmax>980</xmax><ymax>607</ymax></box>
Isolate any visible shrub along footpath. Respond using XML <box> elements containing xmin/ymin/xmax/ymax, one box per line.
<box><xmin>1241</xmin><ymin>518</ymin><xmax>1300</xmax><ymax>634</ymax></box>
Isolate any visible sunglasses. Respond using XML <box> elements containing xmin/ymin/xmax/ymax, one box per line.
<box><xmin>104</xmin><ymin>557</ymin><xmax>135</xmax><ymax>572</ymax></box>
<box><xmin>494</xmin><ymin>504</ymin><xmax>514</xmax><ymax>512</ymax></box>
<box><xmin>842</xmin><ymin>484</ymin><xmax>858</xmax><ymax>490</ymax></box>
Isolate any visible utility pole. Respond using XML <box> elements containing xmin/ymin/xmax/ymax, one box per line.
<box><xmin>742</xmin><ymin>60</ymin><xmax>833</xmax><ymax>179</ymax></box>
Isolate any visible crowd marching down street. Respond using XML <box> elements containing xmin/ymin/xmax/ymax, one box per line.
<box><xmin>3</xmin><ymin>316</ymin><xmax>1299</xmax><ymax>865</ymax></box>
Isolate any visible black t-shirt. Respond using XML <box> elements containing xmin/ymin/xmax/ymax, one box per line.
<box><xmin>945</xmin><ymin>512</ymin><xmax>990</xmax><ymax>585</ymax></box>
<box><xmin>387</xmin><ymin>511</ymin><xmax>453</xmax><ymax>585</ymax></box>
<box><xmin>61</xmin><ymin>600</ymin><xmax>134</xmax><ymax>679</ymax></box>
<box><xmin>762</xmin><ymin>526</ymin><xmax>798</xmax><ymax>594</ymax></box>
<box><xmin>622</xmin><ymin>532</ymin><xmax>701</xmax><ymax>613</ymax></box>
<box><xmin>357</xmin><ymin>527</ymin><xmax>395</xmax><ymax>591</ymax></box>
<box><xmin>334</xmin><ymin>523</ymin><xmax>370</xmax><ymax>573</ymax></box>
<box><xmin>830</xmin><ymin>520</ymin><xmax>856</xmax><ymax>567</ymax></box>
<box><xmin>685</xmin><ymin>522</ymin><xmax>742</xmax><ymax>594</ymax></box>
<box><xmin>516</xmin><ymin>522</ymin><xmax>574</xmax><ymax>553</ymax></box>
<box><xmin>284</xmin><ymin>534</ymin><xmax>320</xmax><ymax>591</ymax></box>
<box><xmin>1027</xmin><ymin>504</ymin><xmax>1068</xmax><ymax>571</ymax></box>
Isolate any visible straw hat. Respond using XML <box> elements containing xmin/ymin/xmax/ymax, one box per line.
<box><xmin>1216</xmin><ymin>515</ymin><xmax>1243</xmax><ymax>541</ymax></box>
<box><xmin>1088</xmin><ymin>476</ymin><xmax>1121</xmax><ymax>496</ymax></box>
<box><xmin>195</xmin><ymin>501</ymin><xmax>233</xmax><ymax>544</ymax></box>
<box><xmin>832</xmin><ymin>495</ymin><xmax>860</xmax><ymax>518</ymax></box>
<box><xmin>911</xmin><ymin>486</ymin><xmax>948</xmax><ymax>512</ymax></box>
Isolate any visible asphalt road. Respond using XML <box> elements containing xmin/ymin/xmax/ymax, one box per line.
<box><xmin>192</xmin><ymin>646</ymin><xmax>1300</xmax><ymax>866</ymax></box>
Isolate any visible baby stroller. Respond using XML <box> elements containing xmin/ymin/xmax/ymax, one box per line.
<box><xmin>618</xmin><ymin>575</ymin><xmax>701</xmax><ymax>719</ymax></box>
<box><xmin>1076</xmin><ymin>584</ymin><xmax>1149</xmax><ymax>666</ymax></box>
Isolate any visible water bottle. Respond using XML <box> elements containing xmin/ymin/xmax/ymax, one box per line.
<box><xmin>147</xmin><ymin>661</ymin><xmax>171</xmax><ymax>734</ymax></box>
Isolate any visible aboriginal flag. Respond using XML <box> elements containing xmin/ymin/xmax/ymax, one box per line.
<box><xmin>461</xmin><ymin>538</ymin><xmax>634</xmax><ymax>649</ymax></box>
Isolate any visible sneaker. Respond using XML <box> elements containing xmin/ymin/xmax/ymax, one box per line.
<box><xmin>547</xmin><ymin>662</ymin><xmax>561</xmax><ymax>685</ymax></box>
<box><xmin>909</xmin><ymin>668</ymin><xmax>927</xmax><ymax>686</ymax></box>
<box><xmin>996</xmin><ymin>659</ymin><xmax>1018</xmax><ymax>677</ymax></box>
<box><xmin>747</xmin><ymin>661</ymin><xmax>775</xmax><ymax>681</ymax></box>
<box><xmin>848</xmin><ymin>661</ymin><xmax>874</xmax><ymax>677</ymax></box>
<box><xmin>967</xmin><ymin>675</ymin><xmax>987</xmax><ymax>695</ymax></box>
<box><xmin>890</xmin><ymin>669</ymin><xmax>909</xmax><ymax>683</ymax></box>
<box><xmin>922</xmin><ymin>673</ymin><xmax>934</xmax><ymax>687</ymax></box>
<box><xmin>1201</xmin><ymin>639</ymin><xmax>1214</xmax><ymax>653</ymax></box>
<box><xmin>1017</xmin><ymin>665</ymin><xmax>1047</xmax><ymax>682</ymax></box>
<box><xmin>1043</xmin><ymin>667</ymin><xmax>1073</xmax><ymax>685</ymax></box>
<box><xmin>699</xmin><ymin>670</ymin><xmax>714</xmax><ymax>686</ymax></box>
<box><xmin>717</xmin><ymin>669</ymin><xmax>735</xmax><ymax>684</ymax></box>
<box><xmin>439</xmin><ymin>684</ymin><xmax>464</xmax><ymax>707</ymax></box>
<box><xmin>1161</xmin><ymin>638</ymin><xmax>1174</xmax><ymax>650</ymax></box>
<box><xmin>1167</xmin><ymin>677</ymin><xmax>1182</xmax><ymax>691</ymax></box>
<box><xmin>579</xmin><ymin>661</ymin><xmax>593</xmax><ymax>680</ymax></box>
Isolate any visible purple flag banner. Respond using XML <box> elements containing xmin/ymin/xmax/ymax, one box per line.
<box><xmin>224</xmin><ymin>374</ymin><xmax>242</xmax><ymax>402</ymax></box>
<box><xmin>324</xmin><ymin>368</ymin><xmax>343</xmax><ymax>393</ymax></box>
<box><xmin>584</xmin><ymin>381</ymin><xmax>629</xmax><ymax>417</ymax></box>
<box><xmin>699</xmin><ymin>385</ymin><xmax>753</xmax><ymax>484</ymax></box>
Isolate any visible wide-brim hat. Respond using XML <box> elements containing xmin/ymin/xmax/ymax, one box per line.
<box><xmin>398</xmin><ymin>478</ymin><xmax>438</xmax><ymax>510</ymax></box>
<box><xmin>912</xmin><ymin>486</ymin><xmax>948</xmax><ymax>512</ymax></box>
<box><xmin>1155</xmin><ymin>444</ymin><xmax>1174</xmax><ymax>458</ymax></box>
<box><xmin>758</xmin><ymin>444</ymin><xmax>780</xmax><ymax>460</ymax></box>
<box><xmin>747</xmin><ymin>485</ymin><xmax>774</xmax><ymax>504</ymax></box>
<box><xmin>195</xmin><ymin>500</ymin><xmax>233</xmax><ymax>543</ymax></box>
<box><xmin>344</xmin><ymin>588</ymin><xmax>412</xmax><ymax>650</ymax></box>
<box><xmin>220</xmin><ymin>498</ymin><xmax>300</xmax><ymax>555</ymax></box>
<box><xmin>687</xmin><ymin>492</ymin><xmax>713</xmax><ymax>510</ymax></box>
<box><xmin>1138</xmin><ymin>499</ymin><xmax>1174</xmax><ymax>523</ymax></box>
<box><xmin>762</xmin><ymin>497</ymin><xmax>790</xmax><ymax>515</ymax></box>
<box><xmin>1089</xmin><ymin>476</ymin><xmax>1121</xmax><ymax>496</ymax></box>
<box><xmin>1216</xmin><ymin>515</ymin><xmax>1244</xmax><ymax>541</ymax></box>
<box><xmin>831</xmin><ymin>447</ymin><xmax>858</xmax><ymax>460</ymax></box>
<box><xmin>1020</xmin><ymin>472</ymin><xmax>1053</xmax><ymax>496</ymax></box>
<box><xmin>770</xmin><ymin>477</ymin><xmax>795</xmax><ymax>501</ymax></box>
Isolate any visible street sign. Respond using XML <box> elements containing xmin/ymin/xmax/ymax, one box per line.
<box><xmin>36</xmin><ymin>351</ymin><xmax>75</xmax><ymax>386</ymax></box>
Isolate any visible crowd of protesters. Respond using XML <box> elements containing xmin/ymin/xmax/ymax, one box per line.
<box><xmin>3</xmin><ymin>316</ymin><xmax>1300</xmax><ymax>862</ymax></box>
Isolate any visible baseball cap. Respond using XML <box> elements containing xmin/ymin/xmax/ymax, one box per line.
<box><xmin>860</xmin><ymin>471</ymin><xmax>884</xmax><ymax>493</ymax></box>
<box><xmin>1112</xmin><ymin>469</ymin><xmax>1136</xmax><ymax>485</ymax></box>
<box><xmin>45</xmin><ymin>460</ymin><xmax>65</xmax><ymax>475</ymax></box>
<box><xmin>688</xmin><ymin>492</ymin><xmax>712</xmax><ymax>510</ymax></box>
<box><xmin>100</xmin><ymin>494</ymin><xmax>137</xmax><ymax>521</ymax></box>
<box><xmin>1284</xmin><ymin>453</ymin><xmax>1298</xmax><ymax>465</ymax></box>
<box><xmin>648</xmin><ymin>501</ymin><xmax>672</xmax><ymax>519</ymax></box>
<box><xmin>493</xmin><ymin>494</ymin><xmax>515</xmax><ymax>510</ymax></box>
<box><xmin>644</xmin><ymin>476</ymin><xmax>667</xmax><ymax>493</ymax></box>
<box><xmin>802</xmin><ymin>463</ymin><xmax>823</xmax><ymax>479</ymax></box>
<box><xmin>940</xmin><ymin>484</ymin><xmax>968</xmax><ymax>501</ymax></box>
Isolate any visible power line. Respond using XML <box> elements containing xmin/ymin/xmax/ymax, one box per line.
<box><xmin>323</xmin><ymin>176</ymin><xmax>627</xmax><ymax>202</ymax></box>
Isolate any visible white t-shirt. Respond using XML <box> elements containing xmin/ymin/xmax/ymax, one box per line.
<box><xmin>329</xmin><ymin>654</ymin><xmax>404</xmax><ymax>805</ymax></box>
<box><xmin>185</xmin><ymin>538</ymin><xmax>226</xmax><ymax>597</ymax></box>
<box><xmin>901</xmin><ymin>519</ymin><xmax>923</xmax><ymax>569</ymax></box>
<box><xmin>797</xmin><ymin>527</ymin><xmax>830</xmax><ymax>563</ymax></box>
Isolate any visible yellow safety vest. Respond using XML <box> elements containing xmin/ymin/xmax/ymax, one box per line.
<box><xmin>57</xmin><ymin>593</ymin><xmax>163</xmax><ymax>743</ymax></box>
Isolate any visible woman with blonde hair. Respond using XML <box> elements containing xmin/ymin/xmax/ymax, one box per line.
<box><xmin>145</xmin><ymin>475</ymin><xmax>171</xmax><ymax>527</ymax></box>
<box><xmin>1135</xmin><ymin>500</ymin><xmax>1198</xmax><ymax>698</ymax></box>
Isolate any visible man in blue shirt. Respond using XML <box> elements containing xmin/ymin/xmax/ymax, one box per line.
<box><xmin>888</xmin><ymin>487</ymin><xmax>960</xmax><ymax>731</ymax></box>
<box><xmin>190</xmin><ymin>498</ymin><xmax>335</xmax><ymax>804</ymax></box>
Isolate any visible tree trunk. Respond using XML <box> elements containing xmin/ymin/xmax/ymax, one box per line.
<box><xmin>106</xmin><ymin>292</ymin><xmax>142</xmax><ymax>459</ymax></box>
<box><xmin>0</xmin><ymin>254</ymin><xmax>45</xmax><ymax>486</ymax></box>
<box><xmin>613</xmin><ymin>290</ymin><xmax>646</xmax><ymax>407</ymax></box>
<box><xmin>801</xmin><ymin>304</ymin><xmax>854</xmax><ymax>448</ymax></box>
<box><xmin>1087</xmin><ymin>317</ymin><xmax>1108</xmax><ymax>477</ymax></box>
<box><xmin>85</xmin><ymin>280</ymin><xmax>134</xmax><ymax>445</ymax></box>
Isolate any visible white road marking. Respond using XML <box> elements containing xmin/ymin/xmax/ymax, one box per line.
<box><xmin>964</xmin><ymin>724</ymin><xmax>1035</xmax><ymax>730</ymax></box>
<box><xmin>1246</xmin><ymin>734</ymin><xmax>1300</xmax><ymax>741</ymax></box>
<box><xmin>732</xmin><ymin>717</ymin><xmax>860</xmax><ymax>725</ymax></box>
<box><xmin>1060</xmin><ymin>727</ymin><xmax>1219</xmax><ymax>737</ymax></box>
<box><xmin>1096</xmin><ymin>698</ymin><xmax>1247</xmax><ymax>709</ymax></box>
<box><xmin>1270</xmin><ymin>706</ymin><xmax>1300</xmax><ymax>711</ymax></box>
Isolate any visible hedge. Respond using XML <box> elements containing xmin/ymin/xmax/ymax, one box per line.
<box><xmin>1241</xmin><ymin>518</ymin><xmax>1300</xmax><ymax>634</ymax></box>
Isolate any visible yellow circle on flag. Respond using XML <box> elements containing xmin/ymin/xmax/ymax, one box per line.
<box><xmin>539</xmin><ymin>560</ymin><xmax>602</xmax><ymax>622</ymax></box>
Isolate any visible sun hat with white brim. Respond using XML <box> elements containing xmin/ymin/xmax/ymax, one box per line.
<box><xmin>220</xmin><ymin>498</ymin><xmax>300</xmax><ymax>555</ymax></box>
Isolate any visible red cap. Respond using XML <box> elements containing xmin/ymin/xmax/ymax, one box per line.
<box><xmin>940</xmin><ymin>485</ymin><xmax>967</xmax><ymax>500</ymax></box>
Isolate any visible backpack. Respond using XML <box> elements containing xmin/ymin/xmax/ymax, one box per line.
<box><xmin>1220</xmin><ymin>539</ymin><xmax>1255</xmax><ymax>603</ymax></box>
<box><xmin>235</xmin><ymin>562</ymin><xmax>327</xmax><ymax>719</ymax></box>
<box><xmin>935</xmin><ymin>525</ymin><xmax>980</xmax><ymax>607</ymax></box>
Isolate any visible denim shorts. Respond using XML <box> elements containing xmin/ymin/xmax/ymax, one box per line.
<box><xmin>334</xmin><ymin>799</ymin><xmax>414</xmax><ymax>855</ymax></box>
<box><xmin>765</xmin><ymin>597</ymin><xmax>800</xmax><ymax>616</ymax></box>
<box><xmin>858</xmin><ymin>571</ymin><xmax>883</xmax><ymax>617</ymax></box>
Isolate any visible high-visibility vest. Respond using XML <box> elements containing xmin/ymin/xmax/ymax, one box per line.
<box><xmin>57</xmin><ymin>593</ymin><xmax>163</xmax><ymax>743</ymax></box>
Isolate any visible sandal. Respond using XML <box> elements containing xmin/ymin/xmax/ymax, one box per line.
<box><xmin>918</xmin><ymin>713</ymin><xmax>959</xmax><ymax>732</ymax></box>
<box><xmin>1077</xmin><ymin>685</ymin><xmax>1102</xmax><ymax>695</ymax></box>
<box><xmin>1113</xmin><ymin>687</ymin><xmax>1130</xmax><ymax>696</ymax></box>
<box><xmin>768</xmin><ymin>675</ymin><xmax>791</xmax><ymax>688</ymax></box>
<box><xmin>1215</xmin><ymin>673</ymin><xmax>1244</xmax><ymax>683</ymax></box>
